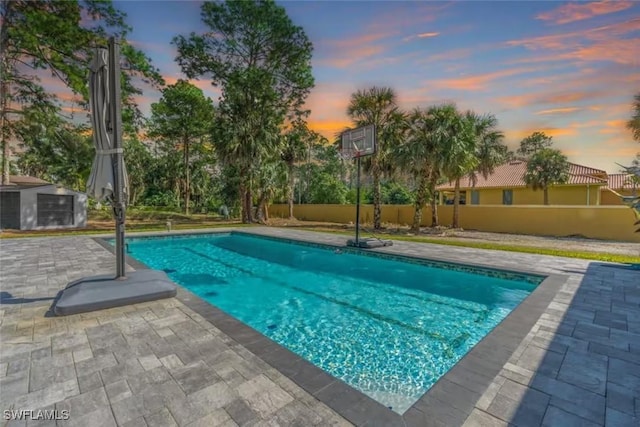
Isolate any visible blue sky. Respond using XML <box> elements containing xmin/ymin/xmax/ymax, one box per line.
<box><xmin>107</xmin><ymin>0</ymin><xmax>640</xmax><ymax>173</ymax></box>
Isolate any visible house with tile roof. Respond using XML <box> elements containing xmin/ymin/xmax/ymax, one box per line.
<box><xmin>601</xmin><ymin>174</ymin><xmax>638</xmax><ymax>205</ymax></box>
<box><xmin>436</xmin><ymin>160</ymin><xmax>609</xmax><ymax>206</ymax></box>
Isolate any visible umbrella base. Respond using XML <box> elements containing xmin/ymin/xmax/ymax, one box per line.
<box><xmin>54</xmin><ymin>270</ymin><xmax>177</xmax><ymax>316</ymax></box>
<box><xmin>346</xmin><ymin>237</ymin><xmax>394</xmax><ymax>248</ymax></box>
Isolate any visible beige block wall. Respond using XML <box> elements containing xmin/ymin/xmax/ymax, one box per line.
<box><xmin>269</xmin><ymin>204</ymin><xmax>640</xmax><ymax>243</ymax></box>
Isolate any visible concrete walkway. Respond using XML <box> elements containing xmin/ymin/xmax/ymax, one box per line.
<box><xmin>1</xmin><ymin>227</ymin><xmax>639</xmax><ymax>426</ymax></box>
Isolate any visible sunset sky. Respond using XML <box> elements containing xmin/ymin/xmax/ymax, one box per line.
<box><xmin>94</xmin><ymin>1</ymin><xmax>639</xmax><ymax>173</ymax></box>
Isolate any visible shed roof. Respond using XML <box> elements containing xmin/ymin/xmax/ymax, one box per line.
<box><xmin>5</xmin><ymin>175</ymin><xmax>51</xmax><ymax>186</ymax></box>
<box><xmin>0</xmin><ymin>184</ymin><xmax>53</xmax><ymax>191</ymax></box>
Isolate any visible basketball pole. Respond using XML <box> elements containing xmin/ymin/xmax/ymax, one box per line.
<box><xmin>355</xmin><ymin>154</ymin><xmax>361</xmax><ymax>245</ymax></box>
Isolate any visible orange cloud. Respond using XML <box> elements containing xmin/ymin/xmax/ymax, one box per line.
<box><xmin>505</xmin><ymin>127</ymin><xmax>578</xmax><ymax>142</ymax></box>
<box><xmin>509</xmin><ymin>37</ymin><xmax>640</xmax><ymax>65</ymax></box>
<box><xmin>499</xmin><ymin>89</ymin><xmax>608</xmax><ymax>108</ymax></box>
<box><xmin>430</xmin><ymin>67</ymin><xmax>538</xmax><ymax>91</ymax></box>
<box><xmin>536</xmin><ymin>1</ymin><xmax>633</xmax><ymax>25</ymax></box>
<box><xmin>318</xmin><ymin>46</ymin><xmax>387</xmax><ymax>68</ymax></box>
<box><xmin>598</xmin><ymin>119</ymin><xmax>633</xmax><ymax>136</ymax></box>
<box><xmin>317</xmin><ymin>31</ymin><xmax>397</xmax><ymax>68</ymax></box>
<box><xmin>507</xmin><ymin>17</ymin><xmax>640</xmax><ymax>50</ymax></box>
<box><xmin>535</xmin><ymin>107</ymin><xmax>582</xmax><ymax>115</ymax></box>
<box><xmin>307</xmin><ymin>119</ymin><xmax>352</xmax><ymax>140</ymax></box>
<box><xmin>366</xmin><ymin>2</ymin><xmax>450</xmax><ymax>33</ymax></box>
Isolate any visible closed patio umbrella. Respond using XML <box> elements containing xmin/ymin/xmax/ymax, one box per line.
<box><xmin>54</xmin><ymin>38</ymin><xmax>176</xmax><ymax>316</ymax></box>
<box><xmin>86</xmin><ymin>41</ymin><xmax>127</xmax><ymax>278</ymax></box>
<box><xmin>86</xmin><ymin>47</ymin><xmax>129</xmax><ymax>204</ymax></box>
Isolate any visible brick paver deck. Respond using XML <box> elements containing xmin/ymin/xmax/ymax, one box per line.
<box><xmin>1</xmin><ymin>227</ymin><xmax>638</xmax><ymax>426</ymax></box>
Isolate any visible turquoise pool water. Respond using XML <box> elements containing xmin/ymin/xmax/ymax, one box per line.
<box><xmin>123</xmin><ymin>232</ymin><xmax>540</xmax><ymax>413</ymax></box>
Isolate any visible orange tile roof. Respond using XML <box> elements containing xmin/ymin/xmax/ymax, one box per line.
<box><xmin>436</xmin><ymin>160</ymin><xmax>607</xmax><ymax>190</ymax></box>
<box><xmin>606</xmin><ymin>174</ymin><xmax>637</xmax><ymax>190</ymax></box>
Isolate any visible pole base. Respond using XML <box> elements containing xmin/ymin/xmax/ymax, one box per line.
<box><xmin>53</xmin><ymin>270</ymin><xmax>177</xmax><ymax>316</ymax></box>
<box><xmin>346</xmin><ymin>238</ymin><xmax>394</xmax><ymax>249</ymax></box>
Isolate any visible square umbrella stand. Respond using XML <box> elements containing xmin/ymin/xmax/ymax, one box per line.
<box><xmin>54</xmin><ymin>38</ymin><xmax>176</xmax><ymax>316</ymax></box>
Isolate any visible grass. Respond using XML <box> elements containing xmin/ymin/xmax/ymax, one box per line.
<box><xmin>298</xmin><ymin>227</ymin><xmax>639</xmax><ymax>264</ymax></box>
<box><xmin>3</xmin><ymin>213</ymin><xmax>637</xmax><ymax>264</ymax></box>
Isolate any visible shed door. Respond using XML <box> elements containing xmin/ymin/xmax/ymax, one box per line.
<box><xmin>37</xmin><ymin>194</ymin><xmax>74</xmax><ymax>226</ymax></box>
<box><xmin>0</xmin><ymin>192</ymin><xmax>21</xmax><ymax>229</ymax></box>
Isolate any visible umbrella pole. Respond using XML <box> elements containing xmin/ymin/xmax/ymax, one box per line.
<box><xmin>109</xmin><ymin>37</ymin><xmax>126</xmax><ymax>279</ymax></box>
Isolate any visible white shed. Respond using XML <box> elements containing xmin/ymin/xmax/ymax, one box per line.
<box><xmin>0</xmin><ymin>176</ymin><xmax>87</xmax><ymax>231</ymax></box>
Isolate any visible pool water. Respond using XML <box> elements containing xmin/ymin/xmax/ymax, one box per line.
<box><xmin>124</xmin><ymin>232</ymin><xmax>539</xmax><ymax>413</ymax></box>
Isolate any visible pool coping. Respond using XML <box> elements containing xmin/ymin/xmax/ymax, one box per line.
<box><xmin>93</xmin><ymin>229</ymin><xmax>568</xmax><ymax>427</ymax></box>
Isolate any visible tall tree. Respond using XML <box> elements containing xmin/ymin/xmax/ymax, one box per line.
<box><xmin>394</xmin><ymin>108</ymin><xmax>437</xmax><ymax>232</ymax></box>
<box><xmin>517</xmin><ymin>131</ymin><xmax>553</xmax><ymax>159</ymax></box>
<box><xmin>424</xmin><ymin>104</ymin><xmax>463</xmax><ymax>228</ymax></box>
<box><xmin>280</xmin><ymin>119</ymin><xmax>315</xmax><ymax>219</ymax></box>
<box><xmin>628</xmin><ymin>93</ymin><xmax>640</xmax><ymax>143</ymax></box>
<box><xmin>452</xmin><ymin>111</ymin><xmax>506</xmax><ymax>227</ymax></box>
<box><xmin>0</xmin><ymin>0</ymin><xmax>163</xmax><ymax>185</ymax></box>
<box><xmin>441</xmin><ymin>110</ymin><xmax>478</xmax><ymax>229</ymax></box>
<box><xmin>174</xmin><ymin>0</ymin><xmax>314</xmax><ymax>223</ymax></box>
<box><xmin>346</xmin><ymin>86</ymin><xmax>405</xmax><ymax>230</ymax></box>
<box><xmin>123</xmin><ymin>137</ymin><xmax>153</xmax><ymax>206</ymax></box>
<box><xmin>15</xmin><ymin>106</ymin><xmax>94</xmax><ymax>191</ymax></box>
<box><xmin>147</xmin><ymin>80</ymin><xmax>214</xmax><ymax>214</ymax></box>
<box><xmin>523</xmin><ymin>148</ymin><xmax>570</xmax><ymax>205</ymax></box>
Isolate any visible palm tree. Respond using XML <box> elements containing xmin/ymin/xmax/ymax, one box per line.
<box><xmin>346</xmin><ymin>86</ymin><xmax>404</xmax><ymax>230</ymax></box>
<box><xmin>394</xmin><ymin>108</ymin><xmax>436</xmax><ymax>232</ymax></box>
<box><xmin>523</xmin><ymin>148</ymin><xmax>570</xmax><ymax>205</ymax></box>
<box><xmin>439</xmin><ymin>111</ymin><xmax>476</xmax><ymax>229</ymax></box>
<box><xmin>628</xmin><ymin>93</ymin><xmax>640</xmax><ymax>143</ymax></box>
<box><xmin>424</xmin><ymin>104</ymin><xmax>462</xmax><ymax>228</ymax></box>
<box><xmin>255</xmin><ymin>158</ymin><xmax>286</xmax><ymax>223</ymax></box>
<box><xmin>280</xmin><ymin>124</ymin><xmax>311</xmax><ymax>219</ymax></box>
<box><xmin>456</xmin><ymin>112</ymin><xmax>507</xmax><ymax>227</ymax></box>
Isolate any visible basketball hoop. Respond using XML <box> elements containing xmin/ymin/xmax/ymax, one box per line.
<box><xmin>340</xmin><ymin>124</ymin><xmax>376</xmax><ymax>159</ymax></box>
<box><xmin>338</xmin><ymin>148</ymin><xmax>360</xmax><ymax>161</ymax></box>
<box><xmin>338</xmin><ymin>124</ymin><xmax>378</xmax><ymax>247</ymax></box>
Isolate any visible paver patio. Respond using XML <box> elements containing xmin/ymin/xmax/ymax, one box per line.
<box><xmin>0</xmin><ymin>227</ymin><xmax>639</xmax><ymax>426</ymax></box>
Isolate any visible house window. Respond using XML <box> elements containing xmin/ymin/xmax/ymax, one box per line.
<box><xmin>502</xmin><ymin>189</ymin><xmax>513</xmax><ymax>205</ymax></box>
<box><xmin>470</xmin><ymin>190</ymin><xmax>479</xmax><ymax>205</ymax></box>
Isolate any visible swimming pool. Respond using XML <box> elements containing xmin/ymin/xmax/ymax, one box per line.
<box><xmin>123</xmin><ymin>232</ymin><xmax>542</xmax><ymax>414</ymax></box>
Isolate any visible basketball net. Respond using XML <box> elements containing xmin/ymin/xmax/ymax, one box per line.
<box><xmin>339</xmin><ymin>140</ymin><xmax>363</xmax><ymax>161</ymax></box>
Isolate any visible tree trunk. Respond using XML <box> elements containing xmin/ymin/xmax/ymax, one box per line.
<box><xmin>452</xmin><ymin>177</ymin><xmax>461</xmax><ymax>228</ymax></box>
<box><xmin>0</xmin><ymin>3</ymin><xmax>12</xmax><ymax>186</ymax></box>
<box><xmin>255</xmin><ymin>194</ymin><xmax>266</xmax><ymax>223</ymax></box>
<box><xmin>372</xmin><ymin>161</ymin><xmax>382</xmax><ymax>230</ymax></box>
<box><xmin>287</xmin><ymin>162</ymin><xmax>295</xmax><ymax>219</ymax></box>
<box><xmin>245</xmin><ymin>184</ymin><xmax>253</xmax><ymax>223</ymax></box>
<box><xmin>429</xmin><ymin>175</ymin><xmax>439</xmax><ymax>227</ymax></box>
<box><xmin>184</xmin><ymin>138</ymin><xmax>190</xmax><ymax>215</ymax></box>
<box><xmin>239</xmin><ymin>180</ymin><xmax>250</xmax><ymax>223</ymax></box>
<box><xmin>543</xmin><ymin>187</ymin><xmax>549</xmax><ymax>205</ymax></box>
<box><xmin>411</xmin><ymin>174</ymin><xmax>429</xmax><ymax>233</ymax></box>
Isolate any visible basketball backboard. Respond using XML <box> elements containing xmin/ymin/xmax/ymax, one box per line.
<box><xmin>340</xmin><ymin>124</ymin><xmax>376</xmax><ymax>159</ymax></box>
